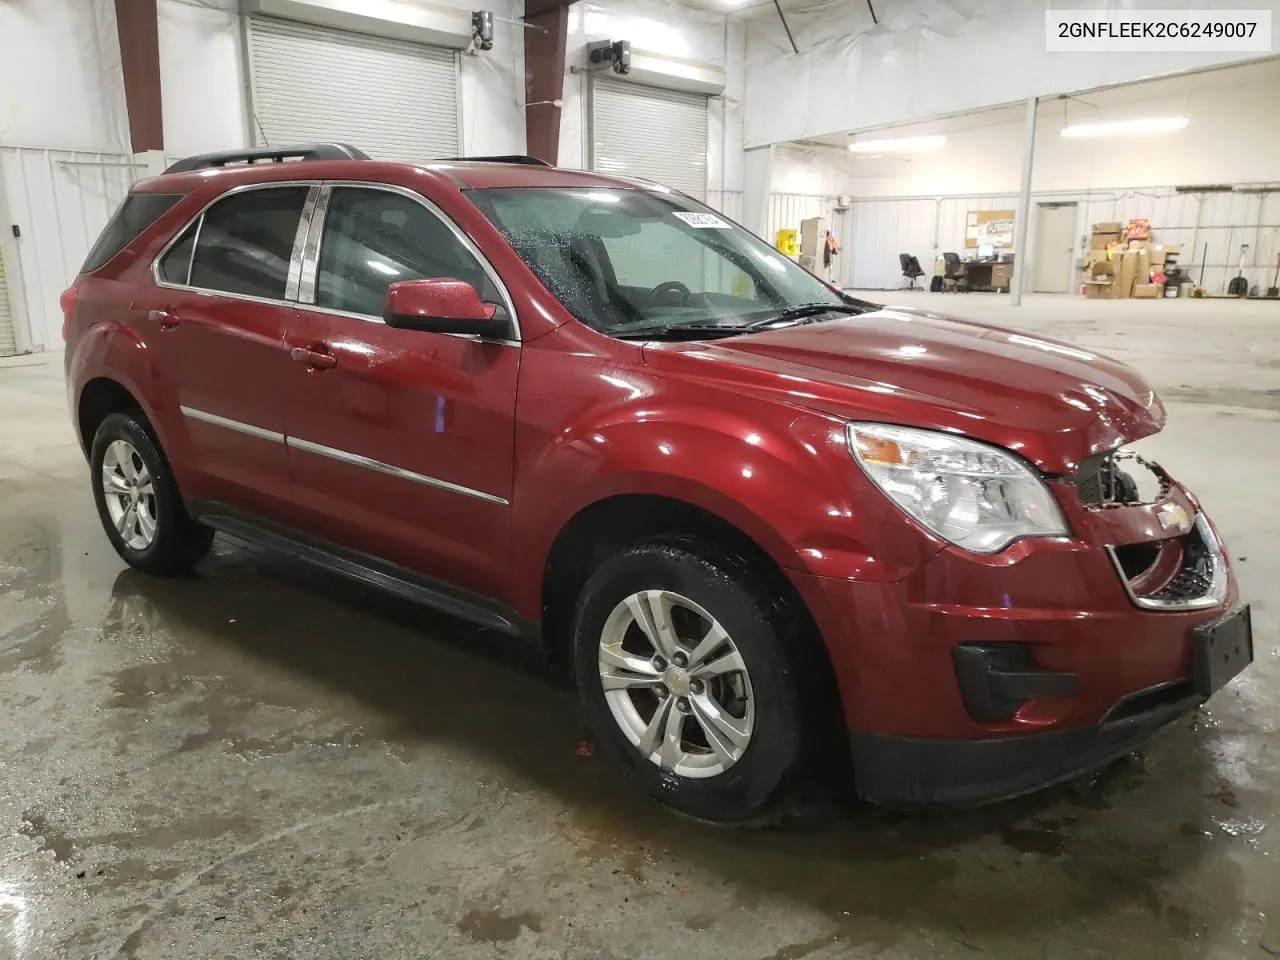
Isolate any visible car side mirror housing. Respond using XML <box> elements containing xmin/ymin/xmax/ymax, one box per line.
<box><xmin>383</xmin><ymin>278</ymin><xmax>508</xmax><ymax>337</ymax></box>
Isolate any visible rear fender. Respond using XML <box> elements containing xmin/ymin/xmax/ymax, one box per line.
<box><xmin>70</xmin><ymin>317</ymin><xmax>190</xmax><ymax>482</ymax></box>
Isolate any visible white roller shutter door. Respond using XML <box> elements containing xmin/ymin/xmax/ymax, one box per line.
<box><xmin>591</xmin><ymin>79</ymin><xmax>709</xmax><ymax>200</ymax></box>
<box><xmin>0</xmin><ymin>246</ymin><xmax>16</xmax><ymax>357</ymax></box>
<box><xmin>248</xmin><ymin>16</ymin><xmax>459</xmax><ymax>163</ymax></box>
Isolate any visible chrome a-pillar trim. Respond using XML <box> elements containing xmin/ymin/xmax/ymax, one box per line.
<box><xmin>285</xmin><ymin>436</ymin><xmax>510</xmax><ymax>506</ymax></box>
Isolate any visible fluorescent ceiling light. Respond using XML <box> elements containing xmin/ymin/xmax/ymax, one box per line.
<box><xmin>1061</xmin><ymin>117</ymin><xmax>1189</xmax><ymax>138</ymax></box>
<box><xmin>849</xmin><ymin>135</ymin><xmax>946</xmax><ymax>153</ymax></box>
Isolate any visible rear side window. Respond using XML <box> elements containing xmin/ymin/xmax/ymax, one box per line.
<box><xmin>188</xmin><ymin>187</ymin><xmax>309</xmax><ymax>299</ymax></box>
<box><xmin>159</xmin><ymin>223</ymin><xmax>197</xmax><ymax>285</ymax></box>
<box><xmin>81</xmin><ymin>193</ymin><xmax>184</xmax><ymax>273</ymax></box>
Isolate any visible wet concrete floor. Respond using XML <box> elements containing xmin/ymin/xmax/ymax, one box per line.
<box><xmin>1</xmin><ymin>296</ymin><xmax>1278</xmax><ymax>959</ymax></box>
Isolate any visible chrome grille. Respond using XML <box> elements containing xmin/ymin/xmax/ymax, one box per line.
<box><xmin>1106</xmin><ymin>514</ymin><xmax>1228</xmax><ymax>611</ymax></box>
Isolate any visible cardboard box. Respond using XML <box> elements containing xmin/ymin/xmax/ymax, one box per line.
<box><xmin>1133</xmin><ymin>283</ymin><xmax>1164</xmax><ymax>299</ymax></box>
<box><xmin>1136</xmin><ymin>248</ymin><xmax>1151</xmax><ymax>284</ymax></box>
<box><xmin>1091</xmin><ymin>231</ymin><xmax>1122</xmax><ymax>248</ymax></box>
<box><xmin>1116</xmin><ymin>251</ymin><xmax>1138</xmax><ymax>298</ymax></box>
<box><xmin>1083</xmin><ymin>279</ymin><xmax>1115</xmax><ymax>299</ymax></box>
<box><xmin>1093</xmin><ymin>222</ymin><xmax>1123</xmax><ymax>233</ymax></box>
<box><xmin>1128</xmin><ymin>239</ymin><xmax>1152</xmax><ymax>252</ymax></box>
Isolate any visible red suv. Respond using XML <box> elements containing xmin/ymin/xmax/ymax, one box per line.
<box><xmin>64</xmin><ymin>144</ymin><xmax>1252</xmax><ymax>821</ymax></box>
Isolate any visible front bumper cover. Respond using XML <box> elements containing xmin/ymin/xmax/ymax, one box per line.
<box><xmin>849</xmin><ymin>681</ymin><xmax>1202</xmax><ymax>807</ymax></box>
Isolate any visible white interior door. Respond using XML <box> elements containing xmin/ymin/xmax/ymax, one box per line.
<box><xmin>1032</xmin><ymin>203</ymin><xmax>1078</xmax><ymax>293</ymax></box>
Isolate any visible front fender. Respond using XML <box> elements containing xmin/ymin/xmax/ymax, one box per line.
<box><xmin>510</xmin><ymin>398</ymin><xmax>945</xmax><ymax>618</ymax></box>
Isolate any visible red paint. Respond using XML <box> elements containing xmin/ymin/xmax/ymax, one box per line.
<box><xmin>385</xmin><ymin>278</ymin><xmax>499</xmax><ymax>325</ymax></box>
<box><xmin>66</xmin><ymin>157</ymin><xmax>1239</xmax><ymax>752</ymax></box>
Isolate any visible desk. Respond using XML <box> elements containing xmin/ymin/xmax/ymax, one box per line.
<box><xmin>963</xmin><ymin>261</ymin><xmax>1013</xmax><ymax>292</ymax></box>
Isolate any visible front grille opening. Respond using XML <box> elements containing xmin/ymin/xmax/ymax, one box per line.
<box><xmin>1104</xmin><ymin>680</ymin><xmax>1197</xmax><ymax>724</ymax></box>
<box><xmin>1114</xmin><ymin>541</ymin><xmax>1161</xmax><ymax>580</ymax></box>
<box><xmin>1150</xmin><ymin>538</ymin><xmax>1214</xmax><ymax>604</ymax></box>
<box><xmin>1076</xmin><ymin>450</ymin><xmax>1171</xmax><ymax>508</ymax></box>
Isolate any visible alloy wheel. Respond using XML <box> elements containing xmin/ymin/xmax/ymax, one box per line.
<box><xmin>101</xmin><ymin>439</ymin><xmax>158</xmax><ymax>551</ymax></box>
<box><xmin>597</xmin><ymin>589</ymin><xmax>755</xmax><ymax>779</ymax></box>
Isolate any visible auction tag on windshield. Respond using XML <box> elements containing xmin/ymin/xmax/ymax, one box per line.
<box><xmin>672</xmin><ymin>212</ymin><xmax>732</xmax><ymax>229</ymax></box>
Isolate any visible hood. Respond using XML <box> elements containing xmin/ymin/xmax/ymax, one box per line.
<box><xmin>642</xmin><ymin>306</ymin><xmax>1164</xmax><ymax>475</ymax></box>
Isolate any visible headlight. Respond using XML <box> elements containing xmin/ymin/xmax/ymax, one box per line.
<box><xmin>847</xmin><ymin>423</ymin><xmax>1068</xmax><ymax>554</ymax></box>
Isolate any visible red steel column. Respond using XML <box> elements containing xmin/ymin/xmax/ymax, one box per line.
<box><xmin>114</xmin><ymin>0</ymin><xmax>164</xmax><ymax>152</ymax></box>
<box><xmin>524</xmin><ymin>0</ymin><xmax>574</xmax><ymax>165</ymax></box>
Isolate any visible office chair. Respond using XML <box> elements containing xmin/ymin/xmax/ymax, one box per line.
<box><xmin>942</xmin><ymin>252</ymin><xmax>963</xmax><ymax>279</ymax></box>
<box><xmin>900</xmin><ymin>253</ymin><xmax>925</xmax><ymax>289</ymax></box>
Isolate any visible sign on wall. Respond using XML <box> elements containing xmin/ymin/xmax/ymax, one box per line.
<box><xmin>966</xmin><ymin>210</ymin><xmax>1016</xmax><ymax>249</ymax></box>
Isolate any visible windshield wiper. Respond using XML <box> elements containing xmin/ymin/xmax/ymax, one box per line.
<box><xmin>744</xmin><ymin>302</ymin><xmax>867</xmax><ymax>330</ymax></box>
<box><xmin>613</xmin><ymin>324</ymin><xmax>752</xmax><ymax>342</ymax></box>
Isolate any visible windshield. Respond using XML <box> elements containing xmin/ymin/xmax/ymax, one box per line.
<box><xmin>468</xmin><ymin>187</ymin><xmax>850</xmax><ymax>337</ymax></box>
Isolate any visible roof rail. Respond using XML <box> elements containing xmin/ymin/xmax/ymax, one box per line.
<box><xmin>437</xmin><ymin>155</ymin><xmax>553</xmax><ymax>166</ymax></box>
<box><xmin>164</xmin><ymin>143</ymin><xmax>370</xmax><ymax>174</ymax></box>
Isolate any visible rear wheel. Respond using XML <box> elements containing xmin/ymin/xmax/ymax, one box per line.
<box><xmin>572</xmin><ymin>542</ymin><xmax>805</xmax><ymax>822</ymax></box>
<box><xmin>91</xmin><ymin>411</ymin><xmax>213</xmax><ymax>575</ymax></box>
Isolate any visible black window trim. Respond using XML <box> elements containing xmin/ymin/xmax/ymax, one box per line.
<box><xmin>151</xmin><ymin>181</ymin><xmax>320</xmax><ymax>307</ymax></box>
<box><xmin>295</xmin><ymin>181</ymin><xmax>521</xmax><ymax>344</ymax></box>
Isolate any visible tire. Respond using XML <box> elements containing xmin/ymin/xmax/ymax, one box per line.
<box><xmin>90</xmin><ymin>410</ymin><xmax>213</xmax><ymax>576</ymax></box>
<box><xmin>572</xmin><ymin>541</ymin><xmax>805</xmax><ymax>823</ymax></box>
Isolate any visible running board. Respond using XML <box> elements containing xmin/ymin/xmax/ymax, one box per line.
<box><xmin>190</xmin><ymin>501</ymin><xmax>530</xmax><ymax>638</ymax></box>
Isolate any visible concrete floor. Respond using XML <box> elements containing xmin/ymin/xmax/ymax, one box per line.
<box><xmin>1</xmin><ymin>293</ymin><xmax>1277</xmax><ymax>960</ymax></box>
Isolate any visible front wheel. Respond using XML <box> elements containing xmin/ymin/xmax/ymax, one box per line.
<box><xmin>572</xmin><ymin>542</ymin><xmax>805</xmax><ymax>823</ymax></box>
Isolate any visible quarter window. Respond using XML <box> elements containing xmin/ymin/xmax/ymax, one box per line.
<box><xmin>316</xmin><ymin>187</ymin><xmax>495</xmax><ymax>317</ymax></box>
<box><xmin>188</xmin><ymin>186</ymin><xmax>309</xmax><ymax>299</ymax></box>
<box><xmin>159</xmin><ymin>222</ymin><xmax>197</xmax><ymax>285</ymax></box>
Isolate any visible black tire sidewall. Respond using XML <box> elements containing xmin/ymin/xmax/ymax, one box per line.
<box><xmin>90</xmin><ymin>411</ymin><xmax>207</xmax><ymax>573</ymax></box>
<box><xmin>572</xmin><ymin>543</ymin><xmax>804</xmax><ymax>823</ymax></box>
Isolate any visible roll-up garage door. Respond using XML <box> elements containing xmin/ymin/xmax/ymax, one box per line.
<box><xmin>248</xmin><ymin>16</ymin><xmax>459</xmax><ymax>163</ymax></box>
<box><xmin>0</xmin><ymin>246</ymin><xmax>17</xmax><ymax>357</ymax></box>
<box><xmin>591</xmin><ymin>78</ymin><xmax>709</xmax><ymax>200</ymax></box>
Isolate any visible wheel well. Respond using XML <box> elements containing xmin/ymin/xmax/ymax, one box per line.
<box><xmin>540</xmin><ymin>494</ymin><xmax>845</xmax><ymax>742</ymax></box>
<box><xmin>78</xmin><ymin>378</ymin><xmax>142</xmax><ymax>455</ymax></box>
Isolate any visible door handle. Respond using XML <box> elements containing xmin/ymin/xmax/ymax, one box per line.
<box><xmin>289</xmin><ymin>345</ymin><xmax>337</xmax><ymax>370</ymax></box>
<box><xmin>150</xmin><ymin>308</ymin><xmax>180</xmax><ymax>331</ymax></box>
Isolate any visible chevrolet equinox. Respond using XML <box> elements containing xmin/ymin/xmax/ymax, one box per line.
<box><xmin>64</xmin><ymin>144</ymin><xmax>1253</xmax><ymax>822</ymax></box>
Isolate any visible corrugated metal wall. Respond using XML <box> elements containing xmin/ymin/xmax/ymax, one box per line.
<box><xmin>0</xmin><ymin>147</ymin><xmax>143</xmax><ymax>352</ymax></box>
<box><xmin>707</xmin><ymin>189</ymin><xmax>744</xmax><ymax>223</ymax></box>
<box><xmin>846</xmin><ymin>186</ymin><xmax>1280</xmax><ymax>293</ymax></box>
<box><xmin>765</xmin><ymin>191</ymin><xmax>854</xmax><ymax>281</ymax></box>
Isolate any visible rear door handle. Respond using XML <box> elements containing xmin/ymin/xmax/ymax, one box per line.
<box><xmin>289</xmin><ymin>345</ymin><xmax>337</xmax><ymax>370</ymax></box>
<box><xmin>149</xmin><ymin>309</ymin><xmax>180</xmax><ymax>331</ymax></box>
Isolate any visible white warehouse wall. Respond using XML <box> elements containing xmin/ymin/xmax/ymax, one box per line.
<box><xmin>808</xmin><ymin>60</ymin><xmax>1280</xmax><ymax>198</ymax></box>
<box><xmin>559</xmin><ymin>0</ymin><xmax>746</xmax><ymax>207</ymax></box>
<box><xmin>157</xmin><ymin>0</ymin><xmax>528</xmax><ymax>158</ymax></box>
<box><xmin>770</xmin><ymin>60</ymin><xmax>1280</xmax><ymax>292</ymax></box>
<box><xmin>744</xmin><ymin>0</ymin><xmax>1280</xmax><ymax>147</ymax></box>
<box><xmin>0</xmin><ymin>0</ymin><xmax>129</xmax><ymax>152</ymax></box>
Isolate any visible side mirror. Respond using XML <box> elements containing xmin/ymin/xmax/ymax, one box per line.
<box><xmin>383</xmin><ymin>278</ymin><xmax>508</xmax><ymax>337</ymax></box>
